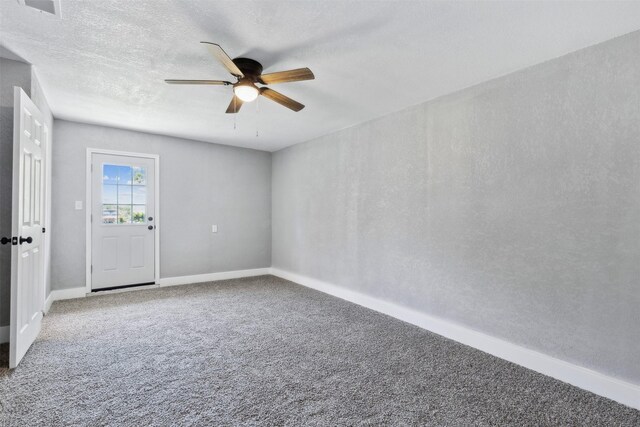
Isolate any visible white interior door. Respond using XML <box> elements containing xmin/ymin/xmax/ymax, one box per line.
<box><xmin>91</xmin><ymin>153</ymin><xmax>156</xmax><ymax>290</ymax></box>
<box><xmin>10</xmin><ymin>88</ymin><xmax>47</xmax><ymax>368</ymax></box>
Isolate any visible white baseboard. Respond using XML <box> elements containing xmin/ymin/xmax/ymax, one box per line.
<box><xmin>39</xmin><ymin>287</ymin><xmax>88</xmax><ymax>315</ymax></box>
<box><xmin>159</xmin><ymin>268</ymin><xmax>271</xmax><ymax>287</ymax></box>
<box><xmin>43</xmin><ymin>268</ymin><xmax>270</xmax><ymax>311</ymax></box>
<box><xmin>269</xmin><ymin>268</ymin><xmax>640</xmax><ymax>410</ymax></box>
<box><xmin>44</xmin><ymin>291</ymin><xmax>54</xmax><ymax>314</ymax></box>
<box><xmin>0</xmin><ymin>326</ymin><xmax>8</xmax><ymax>344</ymax></box>
<box><xmin>49</xmin><ymin>287</ymin><xmax>87</xmax><ymax>302</ymax></box>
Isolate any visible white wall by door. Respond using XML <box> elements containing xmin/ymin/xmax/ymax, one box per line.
<box><xmin>86</xmin><ymin>150</ymin><xmax>159</xmax><ymax>291</ymax></box>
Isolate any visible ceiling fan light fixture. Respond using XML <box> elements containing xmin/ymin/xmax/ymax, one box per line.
<box><xmin>233</xmin><ymin>83</ymin><xmax>259</xmax><ymax>102</ymax></box>
<box><xmin>166</xmin><ymin>43</ymin><xmax>313</xmax><ymax>113</ymax></box>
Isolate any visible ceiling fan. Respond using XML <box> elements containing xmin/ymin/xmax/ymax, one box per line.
<box><xmin>165</xmin><ymin>42</ymin><xmax>315</xmax><ymax>113</ymax></box>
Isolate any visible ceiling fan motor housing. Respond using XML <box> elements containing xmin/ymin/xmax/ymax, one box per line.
<box><xmin>232</xmin><ymin>58</ymin><xmax>263</xmax><ymax>81</ymax></box>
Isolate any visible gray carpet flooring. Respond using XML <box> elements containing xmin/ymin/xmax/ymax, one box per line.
<box><xmin>0</xmin><ymin>275</ymin><xmax>638</xmax><ymax>426</ymax></box>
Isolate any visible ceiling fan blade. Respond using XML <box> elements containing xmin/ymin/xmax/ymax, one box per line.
<box><xmin>201</xmin><ymin>42</ymin><xmax>244</xmax><ymax>77</ymax></box>
<box><xmin>225</xmin><ymin>95</ymin><xmax>244</xmax><ymax>114</ymax></box>
<box><xmin>259</xmin><ymin>88</ymin><xmax>305</xmax><ymax>112</ymax></box>
<box><xmin>258</xmin><ymin>68</ymin><xmax>315</xmax><ymax>85</ymax></box>
<box><xmin>165</xmin><ymin>79</ymin><xmax>231</xmax><ymax>85</ymax></box>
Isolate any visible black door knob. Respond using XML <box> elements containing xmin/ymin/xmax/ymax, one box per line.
<box><xmin>148</xmin><ymin>225</ymin><xmax>154</xmax><ymax>230</ymax></box>
<box><xmin>148</xmin><ymin>216</ymin><xmax>153</xmax><ymax>221</ymax></box>
<box><xmin>1</xmin><ymin>237</ymin><xmax>11</xmax><ymax>245</ymax></box>
<box><xmin>19</xmin><ymin>236</ymin><xmax>33</xmax><ymax>244</ymax></box>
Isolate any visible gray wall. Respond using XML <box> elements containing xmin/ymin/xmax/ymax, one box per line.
<box><xmin>272</xmin><ymin>31</ymin><xmax>640</xmax><ymax>384</ymax></box>
<box><xmin>0</xmin><ymin>58</ymin><xmax>31</xmax><ymax>327</ymax></box>
<box><xmin>51</xmin><ymin>120</ymin><xmax>271</xmax><ymax>290</ymax></box>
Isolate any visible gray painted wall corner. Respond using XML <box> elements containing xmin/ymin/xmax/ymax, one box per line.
<box><xmin>271</xmin><ymin>31</ymin><xmax>640</xmax><ymax>384</ymax></box>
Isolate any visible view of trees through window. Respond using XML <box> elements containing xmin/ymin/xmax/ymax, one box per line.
<box><xmin>102</xmin><ymin>164</ymin><xmax>147</xmax><ymax>224</ymax></box>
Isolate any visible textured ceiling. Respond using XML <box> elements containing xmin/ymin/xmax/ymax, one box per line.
<box><xmin>1</xmin><ymin>1</ymin><xmax>640</xmax><ymax>152</ymax></box>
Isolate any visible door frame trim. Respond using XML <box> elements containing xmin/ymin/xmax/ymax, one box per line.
<box><xmin>85</xmin><ymin>148</ymin><xmax>160</xmax><ymax>293</ymax></box>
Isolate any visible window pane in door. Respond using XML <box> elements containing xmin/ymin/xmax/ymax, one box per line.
<box><xmin>102</xmin><ymin>184</ymin><xmax>117</xmax><ymax>204</ymax></box>
<box><xmin>117</xmin><ymin>185</ymin><xmax>132</xmax><ymax>205</ymax></box>
<box><xmin>132</xmin><ymin>167</ymin><xmax>146</xmax><ymax>185</ymax></box>
<box><xmin>118</xmin><ymin>205</ymin><xmax>132</xmax><ymax>224</ymax></box>
<box><xmin>132</xmin><ymin>205</ymin><xmax>146</xmax><ymax>223</ymax></box>
<box><xmin>102</xmin><ymin>205</ymin><xmax>117</xmax><ymax>224</ymax></box>
<box><xmin>116</xmin><ymin>165</ymin><xmax>132</xmax><ymax>184</ymax></box>
<box><xmin>103</xmin><ymin>165</ymin><xmax>118</xmax><ymax>184</ymax></box>
<box><xmin>132</xmin><ymin>186</ymin><xmax>146</xmax><ymax>204</ymax></box>
<box><xmin>101</xmin><ymin>163</ymin><xmax>148</xmax><ymax>226</ymax></box>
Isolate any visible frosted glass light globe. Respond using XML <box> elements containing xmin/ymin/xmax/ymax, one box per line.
<box><xmin>234</xmin><ymin>84</ymin><xmax>259</xmax><ymax>102</ymax></box>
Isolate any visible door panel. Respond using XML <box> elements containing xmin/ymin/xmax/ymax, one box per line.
<box><xmin>130</xmin><ymin>236</ymin><xmax>145</xmax><ymax>268</ymax></box>
<box><xmin>101</xmin><ymin>237</ymin><xmax>118</xmax><ymax>270</ymax></box>
<box><xmin>10</xmin><ymin>88</ymin><xmax>47</xmax><ymax>368</ymax></box>
<box><xmin>91</xmin><ymin>153</ymin><xmax>156</xmax><ymax>290</ymax></box>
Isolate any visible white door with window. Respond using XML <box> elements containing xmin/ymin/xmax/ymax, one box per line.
<box><xmin>9</xmin><ymin>88</ymin><xmax>48</xmax><ymax>368</ymax></box>
<box><xmin>90</xmin><ymin>153</ymin><xmax>156</xmax><ymax>290</ymax></box>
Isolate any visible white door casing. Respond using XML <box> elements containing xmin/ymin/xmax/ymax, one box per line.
<box><xmin>10</xmin><ymin>88</ymin><xmax>47</xmax><ymax>368</ymax></box>
<box><xmin>89</xmin><ymin>152</ymin><xmax>158</xmax><ymax>290</ymax></box>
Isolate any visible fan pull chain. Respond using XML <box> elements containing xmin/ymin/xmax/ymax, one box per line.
<box><xmin>233</xmin><ymin>95</ymin><xmax>237</xmax><ymax>130</ymax></box>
